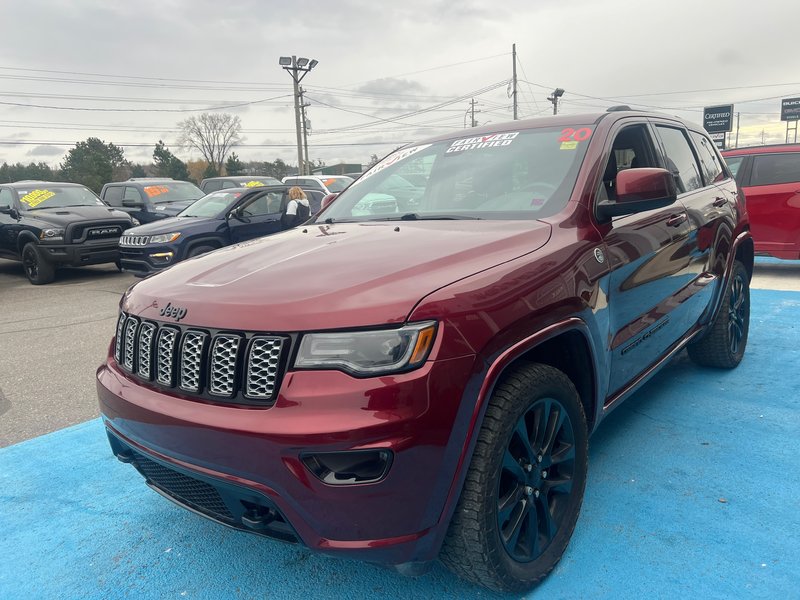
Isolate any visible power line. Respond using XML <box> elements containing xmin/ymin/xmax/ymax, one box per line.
<box><xmin>0</xmin><ymin>93</ymin><xmax>292</xmax><ymax>113</ymax></box>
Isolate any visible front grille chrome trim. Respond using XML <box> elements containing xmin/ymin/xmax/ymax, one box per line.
<box><xmin>113</xmin><ymin>312</ymin><xmax>287</xmax><ymax>405</ymax></box>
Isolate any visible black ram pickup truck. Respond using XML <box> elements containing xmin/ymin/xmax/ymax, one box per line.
<box><xmin>0</xmin><ymin>181</ymin><xmax>133</xmax><ymax>284</ymax></box>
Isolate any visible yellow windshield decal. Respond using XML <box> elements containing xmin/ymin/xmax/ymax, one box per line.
<box><xmin>20</xmin><ymin>189</ymin><xmax>56</xmax><ymax>208</ymax></box>
<box><xmin>244</xmin><ymin>181</ymin><xmax>264</xmax><ymax>187</ymax></box>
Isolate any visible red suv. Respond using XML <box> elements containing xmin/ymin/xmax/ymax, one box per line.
<box><xmin>722</xmin><ymin>144</ymin><xmax>800</xmax><ymax>259</ymax></box>
<box><xmin>98</xmin><ymin>110</ymin><xmax>752</xmax><ymax>592</ymax></box>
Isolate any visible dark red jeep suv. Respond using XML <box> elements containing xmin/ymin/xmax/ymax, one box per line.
<box><xmin>97</xmin><ymin>109</ymin><xmax>753</xmax><ymax>592</ymax></box>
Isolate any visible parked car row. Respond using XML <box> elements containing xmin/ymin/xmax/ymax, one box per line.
<box><xmin>0</xmin><ymin>176</ymin><xmax>327</xmax><ymax>284</ymax></box>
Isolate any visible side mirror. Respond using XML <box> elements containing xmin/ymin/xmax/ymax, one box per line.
<box><xmin>0</xmin><ymin>205</ymin><xmax>19</xmax><ymax>219</ymax></box>
<box><xmin>596</xmin><ymin>168</ymin><xmax>677</xmax><ymax>221</ymax></box>
<box><xmin>122</xmin><ymin>198</ymin><xmax>144</xmax><ymax>208</ymax></box>
<box><xmin>321</xmin><ymin>193</ymin><xmax>338</xmax><ymax>212</ymax></box>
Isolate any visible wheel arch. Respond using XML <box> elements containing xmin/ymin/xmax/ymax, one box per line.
<box><xmin>182</xmin><ymin>236</ymin><xmax>224</xmax><ymax>258</ymax></box>
<box><xmin>17</xmin><ymin>231</ymin><xmax>39</xmax><ymax>254</ymax></box>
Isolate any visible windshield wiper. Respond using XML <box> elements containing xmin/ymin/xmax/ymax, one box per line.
<box><xmin>389</xmin><ymin>213</ymin><xmax>483</xmax><ymax>221</ymax></box>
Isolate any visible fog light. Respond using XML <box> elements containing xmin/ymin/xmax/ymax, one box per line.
<box><xmin>301</xmin><ymin>449</ymin><xmax>393</xmax><ymax>485</ymax></box>
<box><xmin>149</xmin><ymin>251</ymin><xmax>174</xmax><ymax>263</ymax></box>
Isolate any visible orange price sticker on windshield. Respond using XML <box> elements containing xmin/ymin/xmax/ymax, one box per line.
<box><xmin>19</xmin><ymin>189</ymin><xmax>55</xmax><ymax>207</ymax></box>
<box><xmin>143</xmin><ymin>185</ymin><xmax>169</xmax><ymax>198</ymax></box>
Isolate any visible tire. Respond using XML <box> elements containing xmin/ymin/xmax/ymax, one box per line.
<box><xmin>440</xmin><ymin>363</ymin><xmax>589</xmax><ymax>592</ymax></box>
<box><xmin>187</xmin><ymin>245</ymin><xmax>216</xmax><ymax>259</ymax></box>
<box><xmin>22</xmin><ymin>242</ymin><xmax>56</xmax><ymax>285</ymax></box>
<box><xmin>687</xmin><ymin>260</ymin><xmax>749</xmax><ymax>368</ymax></box>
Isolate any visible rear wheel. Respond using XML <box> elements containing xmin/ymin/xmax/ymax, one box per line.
<box><xmin>22</xmin><ymin>242</ymin><xmax>55</xmax><ymax>285</ymax></box>
<box><xmin>688</xmin><ymin>260</ymin><xmax>749</xmax><ymax>368</ymax></box>
<box><xmin>440</xmin><ymin>363</ymin><xmax>589</xmax><ymax>592</ymax></box>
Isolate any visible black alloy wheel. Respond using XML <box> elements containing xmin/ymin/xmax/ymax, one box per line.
<box><xmin>728</xmin><ymin>271</ymin><xmax>747</xmax><ymax>356</ymax></box>
<box><xmin>498</xmin><ymin>397</ymin><xmax>576</xmax><ymax>562</ymax></box>
<box><xmin>22</xmin><ymin>242</ymin><xmax>56</xmax><ymax>285</ymax></box>
<box><xmin>440</xmin><ymin>363</ymin><xmax>588</xmax><ymax>592</ymax></box>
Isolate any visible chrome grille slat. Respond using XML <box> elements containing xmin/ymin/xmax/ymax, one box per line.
<box><xmin>156</xmin><ymin>327</ymin><xmax>179</xmax><ymax>386</ymax></box>
<box><xmin>137</xmin><ymin>322</ymin><xmax>156</xmax><ymax>379</ymax></box>
<box><xmin>113</xmin><ymin>312</ymin><xmax>286</xmax><ymax>404</ymax></box>
<box><xmin>209</xmin><ymin>335</ymin><xmax>241</xmax><ymax>397</ymax></box>
<box><xmin>122</xmin><ymin>317</ymin><xmax>139</xmax><ymax>371</ymax></box>
<box><xmin>114</xmin><ymin>313</ymin><xmax>126</xmax><ymax>362</ymax></box>
<box><xmin>120</xmin><ymin>235</ymin><xmax>149</xmax><ymax>247</ymax></box>
<box><xmin>246</xmin><ymin>337</ymin><xmax>284</xmax><ymax>399</ymax></box>
<box><xmin>179</xmin><ymin>331</ymin><xmax>207</xmax><ymax>392</ymax></box>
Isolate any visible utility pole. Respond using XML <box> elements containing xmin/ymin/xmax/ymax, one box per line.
<box><xmin>299</xmin><ymin>86</ymin><xmax>311</xmax><ymax>175</ymax></box>
<box><xmin>469</xmin><ymin>98</ymin><xmax>480</xmax><ymax>127</ymax></box>
<box><xmin>735</xmin><ymin>112</ymin><xmax>740</xmax><ymax>148</ymax></box>
<box><xmin>548</xmin><ymin>88</ymin><xmax>565</xmax><ymax>115</ymax></box>
<box><xmin>512</xmin><ymin>43</ymin><xmax>518</xmax><ymax>120</ymax></box>
<box><xmin>279</xmin><ymin>55</ymin><xmax>318</xmax><ymax>175</ymax></box>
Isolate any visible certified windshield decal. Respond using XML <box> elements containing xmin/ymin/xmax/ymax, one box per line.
<box><xmin>19</xmin><ymin>189</ymin><xmax>55</xmax><ymax>208</ymax></box>
<box><xmin>351</xmin><ymin>144</ymin><xmax>432</xmax><ymax>186</ymax></box>
<box><xmin>446</xmin><ymin>132</ymin><xmax>519</xmax><ymax>154</ymax></box>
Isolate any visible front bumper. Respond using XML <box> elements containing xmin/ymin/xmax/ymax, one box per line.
<box><xmin>40</xmin><ymin>240</ymin><xmax>120</xmax><ymax>266</ymax></box>
<box><xmin>119</xmin><ymin>245</ymin><xmax>176</xmax><ymax>276</ymax></box>
<box><xmin>97</xmin><ymin>351</ymin><xmax>476</xmax><ymax>566</ymax></box>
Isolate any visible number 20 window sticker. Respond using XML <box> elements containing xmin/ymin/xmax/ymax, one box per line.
<box><xmin>558</xmin><ymin>127</ymin><xmax>593</xmax><ymax>150</ymax></box>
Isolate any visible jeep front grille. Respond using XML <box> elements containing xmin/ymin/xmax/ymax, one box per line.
<box><xmin>120</xmin><ymin>235</ymin><xmax>150</xmax><ymax>247</ymax></box>
<box><xmin>114</xmin><ymin>312</ymin><xmax>288</xmax><ymax>405</ymax></box>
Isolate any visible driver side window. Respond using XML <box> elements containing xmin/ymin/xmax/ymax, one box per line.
<box><xmin>597</xmin><ymin>124</ymin><xmax>659</xmax><ymax>202</ymax></box>
<box><xmin>0</xmin><ymin>188</ymin><xmax>13</xmax><ymax>209</ymax></box>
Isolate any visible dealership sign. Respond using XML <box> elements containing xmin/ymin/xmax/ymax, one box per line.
<box><xmin>703</xmin><ymin>105</ymin><xmax>734</xmax><ymax>133</ymax></box>
<box><xmin>781</xmin><ymin>97</ymin><xmax>800</xmax><ymax>121</ymax></box>
<box><xmin>709</xmin><ymin>132</ymin><xmax>726</xmax><ymax>150</ymax></box>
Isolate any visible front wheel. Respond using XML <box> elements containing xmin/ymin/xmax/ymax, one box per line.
<box><xmin>688</xmin><ymin>259</ymin><xmax>750</xmax><ymax>368</ymax></box>
<box><xmin>22</xmin><ymin>242</ymin><xmax>56</xmax><ymax>285</ymax></box>
<box><xmin>439</xmin><ymin>363</ymin><xmax>589</xmax><ymax>592</ymax></box>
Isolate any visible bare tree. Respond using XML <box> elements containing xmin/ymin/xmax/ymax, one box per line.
<box><xmin>177</xmin><ymin>113</ymin><xmax>242</xmax><ymax>175</ymax></box>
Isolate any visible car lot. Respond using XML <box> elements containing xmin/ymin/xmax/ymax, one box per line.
<box><xmin>0</xmin><ymin>283</ymin><xmax>798</xmax><ymax>598</ymax></box>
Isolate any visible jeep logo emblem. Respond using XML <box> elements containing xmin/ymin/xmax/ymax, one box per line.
<box><xmin>159</xmin><ymin>302</ymin><xmax>188</xmax><ymax>322</ymax></box>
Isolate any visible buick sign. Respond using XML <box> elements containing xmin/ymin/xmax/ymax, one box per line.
<box><xmin>781</xmin><ymin>97</ymin><xmax>800</xmax><ymax>122</ymax></box>
<box><xmin>703</xmin><ymin>104</ymin><xmax>734</xmax><ymax>133</ymax></box>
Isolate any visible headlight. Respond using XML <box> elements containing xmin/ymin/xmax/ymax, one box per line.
<box><xmin>39</xmin><ymin>228</ymin><xmax>65</xmax><ymax>241</ymax></box>
<box><xmin>295</xmin><ymin>321</ymin><xmax>437</xmax><ymax>376</ymax></box>
<box><xmin>131</xmin><ymin>218</ymin><xmax>141</xmax><ymax>226</ymax></box>
<box><xmin>148</xmin><ymin>232</ymin><xmax>181</xmax><ymax>244</ymax></box>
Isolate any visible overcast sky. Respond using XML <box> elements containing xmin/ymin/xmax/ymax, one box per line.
<box><xmin>0</xmin><ymin>0</ymin><xmax>797</xmax><ymax>170</ymax></box>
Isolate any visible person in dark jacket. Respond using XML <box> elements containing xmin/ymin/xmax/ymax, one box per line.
<box><xmin>282</xmin><ymin>186</ymin><xmax>311</xmax><ymax>229</ymax></box>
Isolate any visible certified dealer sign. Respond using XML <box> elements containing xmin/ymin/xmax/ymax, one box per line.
<box><xmin>780</xmin><ymin>97</ymin><xmax>800</xmax><ymax>121</ymax></box>
<box><xmin>703</xmin><ymin>105</ymin><xmax>733</xmax><ymax>133</ymax></box>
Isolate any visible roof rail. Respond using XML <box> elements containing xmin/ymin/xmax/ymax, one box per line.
<box><xmin>606</xmin><ymin>105</ymin><xmax>633</xmax><ymax>112</ymax></box>
<box><xmin>127</xmin><ymin>177</ymin><xmax>173</xmax><ymax>181</ymax></box>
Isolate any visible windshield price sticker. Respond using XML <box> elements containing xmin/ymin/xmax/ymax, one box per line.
<box><xmin>558</xmin><ymin>127</ymin><xmax>592</xmax><ymax>150</ymax></box>
<box><xmin>352</xmin><ymin>144</ymin><xmax>432</xmax><ymax>186</ymax></box>
<box><xmin>19</xmin><ymin>189</ymin><xmax>56</xmax><ymax>208</ymax></box>
<box><xmin>244</xmin><ymin>181</ymin><xmax>264</xmax><ymax>187</ymax></box>
<box><xmin>144</xmin><ymin>185</ymin><xmax>170</xmax><ymax>198</ymax></box>
<box><xmin>446</xmin><ymin>132</ymin><xmax>519</xmax><ymax>154</ymax></box>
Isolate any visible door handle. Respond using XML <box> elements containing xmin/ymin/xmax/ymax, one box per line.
<box><xmin>666</xmin><ymin>213</ymin><xmax>688</xmax><ymax>227</ymax></box>
<box><xmin>713</xmin><ymin>197</ymin><xmax>727</xmax><ymax>208</ymax></box>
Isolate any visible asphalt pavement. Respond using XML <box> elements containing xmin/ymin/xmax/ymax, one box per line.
<box><xmin>0</xmin><ymin>260</ymin><xmax>136</xmax><ymax>447</ymax></box>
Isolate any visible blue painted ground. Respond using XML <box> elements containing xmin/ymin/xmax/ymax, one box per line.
<box><xmin>1</xmin><ymin>290</ymin><xmax>799</xmax><ymax>599</ymax></box>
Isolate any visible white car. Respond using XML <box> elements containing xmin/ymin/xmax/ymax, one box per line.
<box><xmin>282</xmin><ymin>175</ymin><xmax>354</xmax><ymax>195</ymax></box>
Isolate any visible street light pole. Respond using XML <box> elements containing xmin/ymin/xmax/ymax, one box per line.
<box><xmin>300</xmin><ymin>86</ymin><xmax>310</xmax><ymax>174</ymax></box>
<box><xmin>279</xmin><ymin>55</ymin><xmax>318</xmax><ymax>176</ymax></box>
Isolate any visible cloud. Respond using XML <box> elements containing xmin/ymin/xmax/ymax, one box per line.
<box><xmin>356</xmin><ymin>78</ymin><xmax>426</xmax><ymax>97</ymax></box>
<box><xmin>26</xmin><ymin>145</ymin><xmax>66</xmax><ymax>158</ymax></box>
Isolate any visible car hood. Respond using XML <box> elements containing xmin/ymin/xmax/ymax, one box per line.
<box><xmin>21</xmin><ymin>205</ymin><xmax>131</xmax><ymax>227</ymax></box>
<box><xmin>123</xmin><ymin>220</ymin><xmax>552</xmax><ymax>331</ymax></box>
<box><xmin>125</xmin><ymin>215</ymin><xmax>220</xmax><ymax>235</ymax></box>
<box><xmin>152</xmin><ymin>200</ymin><xmax>195</xmax><ymax>216</ymax></box>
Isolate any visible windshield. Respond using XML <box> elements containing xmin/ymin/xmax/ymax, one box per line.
<box><xmin>17</xmin><ymin>185</ymin><xmax>103</xmax><ymax>210</ymax></box>
<box><xmin>323</xmin><ymin>177</ymin><xmax>354</xmax><ymax>192</ymax></box>
<box><xmin>178</xmin><ymin>190</ymin><xmax>242</xmax><ymax>218</ymax></box>
<box><xmin>316</xmin><ymin>127</ymin><xmax>592</xmax><ymax>223</ymax></box>
<box><xmin>143</xmin><ymin>181</ymin><xmax>204</xmax><ymax>203</ymax></box>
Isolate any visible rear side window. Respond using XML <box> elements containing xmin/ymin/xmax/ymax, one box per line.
<box><xmin>750</xmin><ymin>153</ymin><xmax>800</xmax><ymax>186</ymax></box>
<box><xmin>690</xmin><ymin>131</ymin><xmax>725</xmax><ymax>185</ymax></box>
<box><xmin>203</xmin><ymin>180</ymin><xmax>222</xmax><ymax>193</ymax></box>
<box><xmin>656</xmin><ymin>126</ymin><xmax>703</xmax><ymax>193</ymax></box>
<box><xmin>104</xmin><ymin>186</ymin><xmax>124</xmax><ymax>206</ymax></box>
